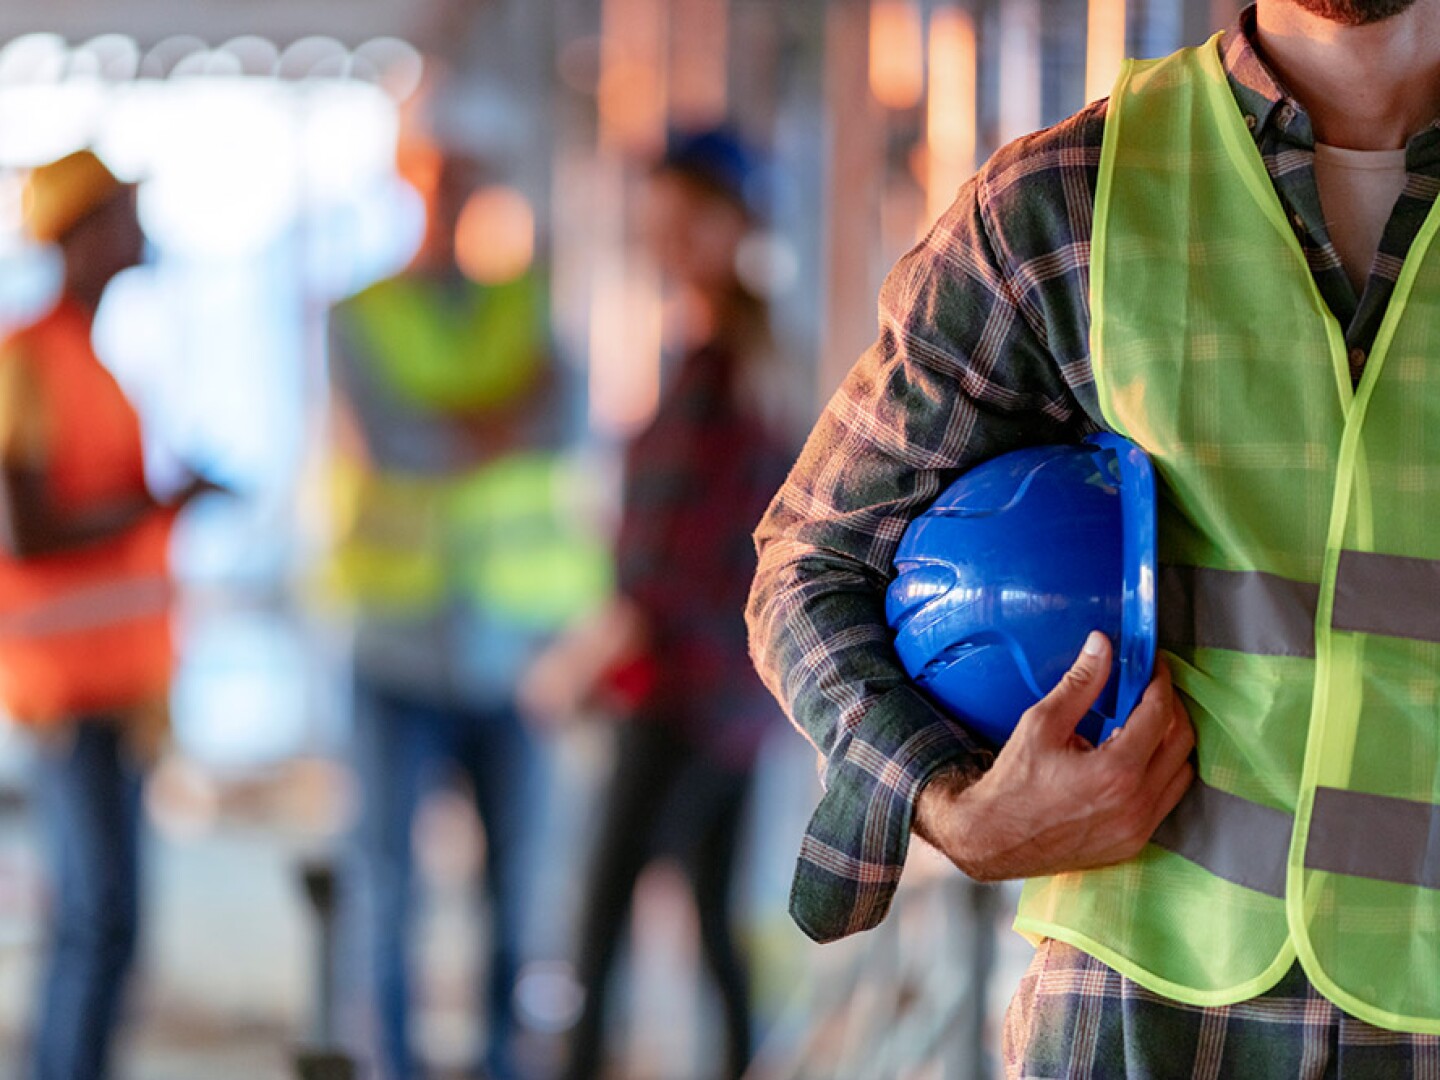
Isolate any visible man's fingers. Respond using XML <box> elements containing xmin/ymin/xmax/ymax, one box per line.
<box><xmin>1145</xmin><ymin>701</ymin><xmax>1196</xmax><ymax>786</ymax></box>
<box><xmin>1102</xmin><ymin>656</ymin><xmax>1176</xmax><ymax>764</ymax></box>
<box><xmin>1019</xmin><ymin>631</ymin><xmax>1113</xmax><ymax>745</ymax></box>
<box><xmin>1149</xmin><ymin>756</ymin><xmax>1195</xmax><ymax>831</ymax></box>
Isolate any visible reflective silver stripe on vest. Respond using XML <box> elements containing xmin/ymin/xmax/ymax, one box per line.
<box><xmin>1158</xmin><ymin>565</ymin><xmax>1319</xmax><ymax>658</ymax></box>
<box><xmin>0</xmin><ymin>577</ymin><xmax>170</xmax><ymax>639</ymax></box>
<box><xmin>1305</xmin><ymin>787</ymin><xmax>1440</xmax><ymax>890</ymax></box>
<box><xmin>1158</xmin><ymin>554</ymin><xmax>1440</xmax><ymax>650</ymax></box>
<box><xmin>1153</xmin><ymin>781</ymin><xmax>1440</xmax><ymax>894</ymax></box>
<box><xmin>1151</xmin><ymin>779</ymin><xmax>1291</xmax><ymax>898</ymax></box>
<box><xmin>1332</xmin><ymin>550</ymin><xmax>1440</xmax><ymax>644</ymax></box>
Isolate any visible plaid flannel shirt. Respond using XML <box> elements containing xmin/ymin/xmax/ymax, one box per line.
<box><xmin>747</xmin><ymin>5</ymin><xmax>1440</xmax><ymax>944</ymax></box>
<box><xmin>619</xmin><ymin>340</ymin><xmax>794</xmax><ymax>768</ymax></box>
<box><xmin>1003</xmin><ymin>939</ymin><xmax>1440</xmax><ymax>1078</ymax></box>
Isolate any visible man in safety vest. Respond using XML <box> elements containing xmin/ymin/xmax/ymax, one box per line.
<box><xmin>326</xmin><ymin>150</ymin><xmax>607</xmax><ymax>1080</ymax></box>
<box><xmin>748</xmin><ymin>0</ymin><xmax>1440</xmax><ymax>1074</ymax></box>
<box><xmin>0</xmin><ymin>150</ymin><xmax>216</xmax><ymax>1080</ymax></box>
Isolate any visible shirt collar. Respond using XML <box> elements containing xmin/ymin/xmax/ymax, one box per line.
<box><xmin>1221</xmin><ymin>5</ymin><xmax>1314</xmax><ymax>149</ymax></box>
<box><xmin>1221</xmin><ymin>3</ymin><xmax>1440</xmax><ymax>161</ymax></box>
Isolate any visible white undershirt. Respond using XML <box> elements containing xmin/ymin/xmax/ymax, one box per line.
<box><xmin>1313</xmin><ymin>142</ymin><xmax>1410</xmax><ymax>297</ymax></box>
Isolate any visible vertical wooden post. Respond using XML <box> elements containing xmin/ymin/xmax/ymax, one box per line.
<box><xmin>997</xmin><ymin>0</ymin><xmax>1043</xmax><ymax>143</ymax></box>
<box><xmin>1085</xmin><ymin>0</ymin><xmax>1127</xmax><ymax>103</ymax></box>
<box><xmin>669</xmin><ymin>0</ymin><xmax>729</xmax><ymax>129</ymax></box>
<box><xmin>926</xmin><ymin>5</ymin><xmax>978</xmax><ymax>227</ymax></box>
<box><xmin>819</xmin><ymin>1</ymin><xmax>885</xmax><ymax>399</ymax></box>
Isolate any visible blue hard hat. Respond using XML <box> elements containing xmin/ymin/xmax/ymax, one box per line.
<box><xmin>658</xmin><ymin>126</ymin><xmax>768</xmax><ymax>220</ymax></box>
<box><xmin>886</xmin><ymin>434</ymin><xmax>1157</xmax><ymax>747</ymax></box>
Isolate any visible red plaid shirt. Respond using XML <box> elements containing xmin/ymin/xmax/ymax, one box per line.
<box><xmin>618</xmin><ymin>340</ymin><xmax>793</xmax><ymax>768</ymax></box>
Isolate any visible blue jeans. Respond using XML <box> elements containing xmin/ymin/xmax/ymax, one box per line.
<box><xmin>352</xmin><ymin>680</ymin><xmax>538</xmax><ymax>1080</ymax></box>
<box><xmin>31</xmin><ymin>719</ymin><xmax>144</xmax><ymax>1080</ymax></box>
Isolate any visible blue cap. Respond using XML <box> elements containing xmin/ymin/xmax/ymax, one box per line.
<box><xmin>659</xmin><ymin>126</ymin><xmax>768</xmax><ymax>220</ymax></box>
<box><xmin>886</xmin><ymin>435</ymin><xmax>1157</xmax><ymax>747</ymax></box>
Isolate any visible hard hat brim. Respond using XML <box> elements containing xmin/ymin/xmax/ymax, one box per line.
<box><xmin>1088</xmin><ymin>432</ymin><xmax>1158</xmax><ymax>740</ymax></box>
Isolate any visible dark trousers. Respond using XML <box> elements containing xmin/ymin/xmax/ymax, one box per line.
<box><xmin>352</xmin><ymin>679</ymin><xmax>538</xmax><ymax>1080</ymax></box>
<box><xmin>31</xmin><ymin>719</ymin><xmax>144</xmax><ymax>1080</ymax></box>
<box><xmin>564</xmin><ymin>723</ymin><xmax>753</xmax><ymax>1080</ymax></box>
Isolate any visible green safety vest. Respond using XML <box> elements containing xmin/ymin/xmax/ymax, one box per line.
<box><xmin>1014</xmin><ymin>35</ymin><xmax>1440</xmax><ymax>1032</ymax></box>
<box><xmin>326</xmin><ymin>272</ymin><xmax>610</xmax><ymax>627</ymax></box>
<box><xmin>328</xmin><ymin>450</ymin><xmax>611</xmax><ymax>628</ymax></box>
<box><xmin>346</xmin><ymin>271</ymin><xmax>546</xmax><ymax>411</ymax></box>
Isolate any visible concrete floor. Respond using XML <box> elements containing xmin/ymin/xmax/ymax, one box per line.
<box><xmin>0</xmin><ymin>733</ymin><xmax>1030</xmax><ymax>1080</ymax></box>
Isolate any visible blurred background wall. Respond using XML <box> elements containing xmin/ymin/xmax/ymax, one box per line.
<box><xmin>0</xmin><ymin>2</ymin><xmax>1245</xmax><ymax>1077</ymax></box>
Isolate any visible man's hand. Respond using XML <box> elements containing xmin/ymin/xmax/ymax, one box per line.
<box><xmin>913</xmin><ymin>631</ymin><xmax>1195</xmax><ymax>882</ymax></box>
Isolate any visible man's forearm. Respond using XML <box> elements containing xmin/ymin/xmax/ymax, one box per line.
<box><xmin>747</xmin><ymin>531</ymin><xmax>996</xmax><ymax>941</ymax></box>
<box><xmin>911</xmin><ymin>762</ymin><xmax>987</xmax><ymax>849</ymax></box>
<box><xmin>746</xmin><ymin>531</ymin><xmax>996</xmax><ymax>812</ymax></box>
<box><xmin>747</xmin><ymin>538</ymin><xmax>905</xmax><ymax>754</ymax></box>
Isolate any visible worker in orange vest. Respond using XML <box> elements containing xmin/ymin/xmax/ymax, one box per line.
<box><xmin>0</xmin><ymin>150</ymin><xmax>216</xmax><ymax>1080</ymax></box>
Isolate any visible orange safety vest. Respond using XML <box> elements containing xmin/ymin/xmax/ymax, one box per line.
<box><xmin>0</xmin><ymin>300</ymin><xmax>173</xmax><ymax>724</ymax></box>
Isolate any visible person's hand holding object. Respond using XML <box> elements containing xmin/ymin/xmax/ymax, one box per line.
<box><xmin>913</xmin><ymin>631</ymin><xmax>1195</xmax><ymax>881</ymax></box>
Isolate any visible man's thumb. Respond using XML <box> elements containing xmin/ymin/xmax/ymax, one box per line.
<box><xmin>1022</xmin><ymin>630</ymin><xmax>1112</xmax><ymax>741</ymax></box>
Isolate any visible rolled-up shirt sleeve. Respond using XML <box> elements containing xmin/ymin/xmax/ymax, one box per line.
<box><xmin>747</xmin><ymin>140</ymin><xmax>1102</xmax><ymax>942</ymax></box>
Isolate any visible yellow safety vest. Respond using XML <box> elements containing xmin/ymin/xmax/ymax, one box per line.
<box><xmin>325</xmin><ymin>272</ymin><xmax>609</xmax><ymax>628</ymax></box>
<box><xmin>1015</xmin><ymin>35</ymin><xmax>1440</xmax><ymax>1033</ymax></box>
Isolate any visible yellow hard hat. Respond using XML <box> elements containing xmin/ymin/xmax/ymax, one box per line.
<box><xmin>21</xmin><ymin>150</ymin><xmax>124</xmax><ymax>244</ymax></box>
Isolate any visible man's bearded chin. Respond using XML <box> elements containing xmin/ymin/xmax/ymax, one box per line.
<box><xmin>1286</xmin><ymin>0</ymin><xmax>1420</xmax><ymax>24</ymax></box>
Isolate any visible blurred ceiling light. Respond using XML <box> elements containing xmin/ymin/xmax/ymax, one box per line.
<box><xmin>71</xmin><ymin>35</ymin><xmax>140</xmax><ymax>83</ymax></box>
<box><xmin>170</xmin><ymin>50</ymin><xmax>242</xmax><ymax>79</ymax></box>
<box><xmin>348</xmin><ymin>53</ymin><xmax>383</xmax><ymax>89</ymax></box>
<box><xmin>278</xmin><ymin>36</ymin><xmax>348</xmax><ymax>81</ymax></box>
<box><xmin>869</xmin><ymin>0</ymin><xmax>924</xmax><ymax>111</ymax></box>
<box><xmin>204</xmin><ymin>51</ymin><xmax>246</xmax><ymax>79</ymax></box>
<box><xmin>455</xmin><ymin>185</ymin><xmax>535</xmax><ymax>285</ymax></box>
<box><xmin>305</xmin><ymin>53</ymin><xmax>352</xmax><ymax>82</ymax></box>
<box><xmin>0</xmin><ymin>82</ymin><xmax>106</xmax><ymax>167</ymax></box>
<box><xmin>352</xmin><ymin>37</ymin><xmax>425</xmax><ymax>103</ymax></box>
<box><xmin>1086</xmin><ymin>0</ymin><xmax>1127</xmax><ymax>104</ymax></box>
<box><xmin>139</xmin><ymin>82</ymin><xmax>300</xmax><ymax>257</ymax></box>
<box><xmin>218</xmin><ymin>36</ymin><xmax>281</xmax><ymax>78</ymax></box>
<box><xmin>302</xmin><ymin>81</ymin><xmax>398</xmax><ymax>200</ymax></box>
<box><xmin>96</xmin><ymin>81</ymin><xmax>170</xmax><ymax>178</ymax></box>
<box><xmin>598</xmin><ymin>0</ymin><xmax>666</xmax><ymax>154</ymax></box>
<box><xmin>0</xmin><ymin>33</ymin><xmax>68</xmax><ymax>85</ymax></box>
<box><xmin>140</xmin><ymin>35</ymin><xmax>207</xmax><ymax>80</ymax></box>
<box><xmin>925</xmin><ymin>6</ymin><xmax>977</xmax><ymax>227</ymax></box>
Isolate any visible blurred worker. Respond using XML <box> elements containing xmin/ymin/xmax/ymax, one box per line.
<box><xmin>326</xmin><ymin>147</ymin><xmax>608</xmax><ymax>1080</ymax></box>
<box><xmin>749</xmin><ymin>1</ymin><xmax>1440</xmax><ymax>1077</ymax></box>
<box><xmin>525</xmin><ymin>128</ymin><xmax>797</xmax><ymax>1080</ymax></box>
<box><xmin>0</xmin><ymin>150</ymin><xmax>213</xmax><ymax>1080</ymax></box>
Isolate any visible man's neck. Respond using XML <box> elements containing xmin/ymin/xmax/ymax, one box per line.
<box><xmin>1255</xmin><ymin>0</ymin><xmax>1440</xmax><ymax>150</ymax></box>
